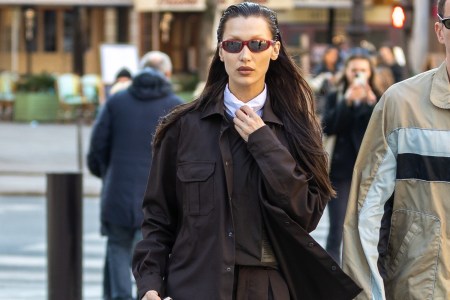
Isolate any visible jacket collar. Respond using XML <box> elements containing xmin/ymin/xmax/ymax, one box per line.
<box><xmin>200</xmin><ymin>92</ymin><xmax>283</xmax><ymax>126</ymax></box>
<box><xmin>430</xmin><ymin>62</ymin><xmax>450</xmax><ymax>109</ymax></box>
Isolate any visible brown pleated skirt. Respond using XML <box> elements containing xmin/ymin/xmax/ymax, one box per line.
<box><xmin>233</xmin><ymin>266</ymin><xmax>290</xmax><ymax>300</ymax></box>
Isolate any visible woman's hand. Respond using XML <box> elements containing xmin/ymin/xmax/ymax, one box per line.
<box><xmin>345</xmin><ymin>83</ymin><xmax>367</xmax><ymax>106</ymax></box>
<box><xmin>142</xmin><ymin>290</ymin><xmax>161</xmax><ymax>300</ymax></box>
<box><xmin>363</xmin><ymin>88</ymin><xmax>377</xmax><ymax>105</ymax></box>
<box><xmin>345</xmin><ymin>82</ymin><xmax>376</xmax><ymax>106</ymax></box>
<box><xmin>233</xmin><ymin>105</ymin><xmax>265</xmax><ymax>142</ymax></box>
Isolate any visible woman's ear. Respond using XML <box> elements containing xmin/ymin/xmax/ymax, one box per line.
<box><xmin>219</xmin><ymin>47</ymin><xmax>224</xmax><ymax>61</ymax></box>
<box><xmin>271</xmin><ymin>41</ymin><xmax>281</xmax><ymax>60</ymax></box>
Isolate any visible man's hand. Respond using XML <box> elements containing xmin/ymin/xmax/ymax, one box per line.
<box><xmin>233</xmin><ymin>105</ymin><xmax>265</xmax><ymax>142</ymax></box>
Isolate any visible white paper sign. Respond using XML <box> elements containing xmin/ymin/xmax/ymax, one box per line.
<box><xmin>100</xmin><ymin>44</ymin><xmax>139</xmax><ymax>85</ymax></box>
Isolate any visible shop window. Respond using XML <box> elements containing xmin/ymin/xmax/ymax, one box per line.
<box><xmin>43</xmin><ymin>10</ymin><xmax>56</xmax><ymax>52</ymax></box>
<box><xmin>63</xmin><ymin>10</ymin><xmax>74</xmax><ymax>52</ymax></box>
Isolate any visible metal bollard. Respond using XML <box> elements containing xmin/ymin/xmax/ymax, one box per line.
<box><xmin>46</xmin><ymin>173</ymin><xmax>83</xmax><ymax>300</ymax></box>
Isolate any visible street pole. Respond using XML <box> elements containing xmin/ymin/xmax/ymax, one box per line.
<box><xmin>24</xmin><ymin>7</ymin><xmax>35</xmax><ymax>75</ymax></box>
<box><xmin>77</xmin><ymin>120</ymin><xmax>83</xmax><ymax>172</ymax></box>
<box><xmin>327</xmin><ymin>8</ymin><xmax>336</xmax><ymax>45</ymax></box>
<box><xmin>346</xmin><ymin>0</ymin><xmax>369</xmax><ymax>48</ymax></box>
<box><xmin>47</xmin><ymin>173</ymin><xmax>83</xmax><ymax>300</ymax></box>
<box><xmin>408</xmin><ymin>0</ymin><xmax>428</xmax><ymax>75</ymax></box>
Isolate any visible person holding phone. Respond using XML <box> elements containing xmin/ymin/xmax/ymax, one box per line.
<box><xmin>322</xmin><ymin>48</ymin><xmax>381</xmax><ymax>264</ymax></box>
<box><xmin>132</xmin><ymin>2</ymin><xmax>361</xmax><ymax>300</ymax></box>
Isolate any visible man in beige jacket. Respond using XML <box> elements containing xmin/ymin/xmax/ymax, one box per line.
<box><xmin>342</xmin><ymin>0</ymin><xmax>450</xmax><ymax>299</ymax></box>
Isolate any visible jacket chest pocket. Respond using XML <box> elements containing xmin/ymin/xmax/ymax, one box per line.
<box><xmin>177</xmin><ymin>162</ymin><xmax>215</xmax><ymax>216</ymax></box>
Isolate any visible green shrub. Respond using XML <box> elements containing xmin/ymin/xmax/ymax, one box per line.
<box><xmin>17</xmin><ymin>73</ymin><xmax>55</xmax><ymax>93</ymax></box>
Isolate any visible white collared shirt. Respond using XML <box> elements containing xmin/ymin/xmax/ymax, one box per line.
<box><xmin>223</xmin><ymin>84</ymin><xmax>267</xmax><ymax>117</ymax></box>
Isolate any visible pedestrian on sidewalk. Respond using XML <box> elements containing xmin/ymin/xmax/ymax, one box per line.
<box><xmin>343</xmin><ymin>0</ymin><xmax>450</xmax><ymax>299</ymax></box>
<box><xmin>132</xmin><ymin>2</ymin><xmax>361</xmax><ymax>300</ymax></box>
<box><xmin>109</xmin><ymin>68</ymin><xmax>133</xmax><ymax>97</ymax></box>
<box><xmin>87</xmin><ymin>51</ymin><xmax>183</xmax><ymax>300</ymax></box>
<box><xmin>322</xmin><ymin>48</ymin><xmax>380</xmax><ymax>264</ymax></box>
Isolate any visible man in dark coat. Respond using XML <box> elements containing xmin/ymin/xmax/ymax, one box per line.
<box><xmin>87</xmin><ymin>51</ymin><xmax>183</xmax><ymax>300</ymax></box>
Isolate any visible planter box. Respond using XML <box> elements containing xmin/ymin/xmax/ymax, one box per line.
<box><xmin>14</xmin><ymin>92</ymin><xmax>59</xmax><ymax>122</ymax></box>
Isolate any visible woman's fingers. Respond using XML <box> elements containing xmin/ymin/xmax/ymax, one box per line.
<box><xmin>233</xmin><ymin>105</ymin><xmax>265</xmax><ymax>142</ymax></box>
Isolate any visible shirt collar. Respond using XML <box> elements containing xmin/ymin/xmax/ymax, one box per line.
<box><xmin>200</xmin><ymin>89</ymin><xmax>283</xmax><ymax>126</ymax></box>
<box><xmin>223</xmin><ymin>84</ymin><xmax>267</xmax><ymax>117</ymax></box>
<box><xmin>430</xmin><ymin>62</ymin><xmax>450</xmax><ymax>109</ymax></box>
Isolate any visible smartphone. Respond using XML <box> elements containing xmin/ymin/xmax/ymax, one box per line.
<box><xmin>354</xmin><ymin>72</ymin><xmax>367</xmax><ymax>86</ymax></box>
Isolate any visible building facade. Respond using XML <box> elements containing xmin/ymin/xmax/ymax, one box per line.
<box><xmin>0</xmin><ymin>0</ymin><xmax>443</xmax><ymax>77</ymax></box>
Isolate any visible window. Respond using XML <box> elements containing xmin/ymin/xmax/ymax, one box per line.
<box><xmin>63</xmin><ymin>10</ymin><xmax>74</xmax><ymax>52</ymax></box>
<box><xmin>43</xmin><ymin>10</ymin><xmax>56</xmax><ymax>52</ymax></box>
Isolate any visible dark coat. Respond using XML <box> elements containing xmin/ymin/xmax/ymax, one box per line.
<box><xmin>261</xmin><ymin>197</ymin><xmax>361</xmax><ymax>299</ymax></box>
<box><xmin>132</xmin><ymin>96</ymin><xmax>361</xmax><ymax>299</ymax></box>
<box><xmin>87</xmin><ymin>68</ymin><xmax>183</xmax><ymax>229</ymax></box>
<box><xmin>323</xmin><ymin>90</ymin><xmax>377</xmax><ymax>180</ymax></box>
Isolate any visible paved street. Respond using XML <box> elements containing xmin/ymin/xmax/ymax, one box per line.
<box><xmin>0</xmin><ymin>121</ymin><xmax>330</xmax><ymax>299</ymax></box>
<box><xmin>0</xmin><ymin>196</ymin><xmax>107</xmax><ymax>299</ymax></box>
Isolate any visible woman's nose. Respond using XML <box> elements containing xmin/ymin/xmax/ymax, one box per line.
<box><xmin>239</xmin><ymin>45</ymin><xmax>252</xmax><ymax>61</ymax></box>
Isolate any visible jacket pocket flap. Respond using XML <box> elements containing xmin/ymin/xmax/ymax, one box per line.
<box><xmin>177</xmin><ymin>162</ymin><xmax>215</xmax><ymax>182</ymax></box>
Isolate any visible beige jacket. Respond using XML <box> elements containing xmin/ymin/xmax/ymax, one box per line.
<box><xmin>342</xmin><ymin>62</ymin><xmax>450</xmax><ymax>300</ymax></box>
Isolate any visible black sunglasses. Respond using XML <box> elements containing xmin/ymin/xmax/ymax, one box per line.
<box><xmin>221</xmin><ymin>39</ymin><xmax>275</xmax><ymax>53</ymax></box>
<box><xmin>438</xmin><ymin>14</ymin><xmax>450</xmax><ymax>29</ymax></box>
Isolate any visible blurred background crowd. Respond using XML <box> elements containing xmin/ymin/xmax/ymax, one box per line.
<box><xmin>0</xmin><ymin>0</ymin><xmax>446</xmax><ymax>124</ymax></box>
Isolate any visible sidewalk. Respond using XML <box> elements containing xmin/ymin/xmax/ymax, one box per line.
<box><xmin>0</xmin><ymin>121</ymin><xmax>101</xmax><ymax>196</ymax></box>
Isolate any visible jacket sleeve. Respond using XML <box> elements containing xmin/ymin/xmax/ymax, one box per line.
<box><xmin>342</xmin><ymin>94</ymin><xmax>396</xmax><ymax>300</ymax></box>
<box><xmin>247</xmin><ymin>125</ymin><xmax>327</xmax><ymax>232</ymax></box>
<box><xmin>87</xmin><ymin>105</ymin><xmax>112</xmax><ymax>178</ymax></box>
<box><xmin>132</xmin><ymin>121</ymin><xmax>180</xmax><ymax>299</ymax></box>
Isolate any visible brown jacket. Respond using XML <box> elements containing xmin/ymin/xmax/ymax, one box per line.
<box><xmin>132</xmin><ymin>96</ymin><xmax>361</xmax><ymax>300</ymax></box>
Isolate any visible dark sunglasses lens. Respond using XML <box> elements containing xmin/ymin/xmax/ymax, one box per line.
<box><xmin>248</xmin><ymin>40</ymin><xmax>270</xmax><ymax>52</ymax></box>
<box><xmin>223</xmin><ymin>41</ymin><xmax>243</xmax><ymax>53</ymax></box>
<box><xmin>444</xmin><ymin>19</ymin><xmax>450</xmax><ymax>29</ymax></box>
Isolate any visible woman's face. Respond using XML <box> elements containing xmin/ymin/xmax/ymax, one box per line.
<box><xmin>324</xmin><ymin>48</ymin><xmax>339</xmax><ymax>65</ymax></box>
<box><xmin>345</xmin><ymin>58</ymin><xmax>372</xmax><ymax>84</ymax></box>
<box><xmin>219</xmin><ymin>16</ymin><xmax>280</xmax><ymax>100</ymax></box>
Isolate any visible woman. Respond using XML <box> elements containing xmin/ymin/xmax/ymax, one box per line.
<box><xmin>132</xmin><ymin>3</ymin><xmax>361</xmax><ymax>300</ymax></box>
<box><xmin>323</xmin><ymin>49</ymin><xmax>381</xmax><ymax>264</ymax></box>
<box><xmin>310</xmin><ymin>45</ymin><xmax>342</xmax><ymax>117</ymax></box>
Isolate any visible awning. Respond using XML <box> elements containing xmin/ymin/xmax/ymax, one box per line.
<box><xmin>134</xmin><ymin>0</ymin><xmax>206</xmax><ymax>12</ymax></box>
<box><xmin>294</xmin><ymin>0</ymin><xmax>372</xmax><ymax>8</ymax></box>
<box><xmin>134</xmin><ymin>0</ymin><xmax>294</xmax><ymax>12</ymax></box>
<box><xmin>0</xmin><ymin>0</ymin><xmax>132</xmax><ymax>6</ymax></box>
<box><xmin>219</xmin><ymin>0</ymin><xmax>294</xmax><ymax>10</ymax></box>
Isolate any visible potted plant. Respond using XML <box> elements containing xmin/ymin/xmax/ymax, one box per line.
<box><xmin>14</xmin><ymin>73</ymin><xmax>59</xmax><ymax>122</ymax></box>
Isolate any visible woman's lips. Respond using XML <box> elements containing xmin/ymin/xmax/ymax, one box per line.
<box><xmin>237</xmin><ymin>66</ymin><xmax>254</xmax><ymax>75</ymax></box>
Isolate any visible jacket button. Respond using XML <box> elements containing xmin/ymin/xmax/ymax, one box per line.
<box><xmin>225</xmin><ymin>161</ymin><xmax>229</xmax><ymax>166</ymax></box>
<box><xmin>228</xmin><ymin>232</ymin><xmax>233</xmax><ymax>237</ymax></box>
<box><xmin>226</xmin><ymin>267</ymin><xmax>232</xmax><ymax>272</ymax></box>
<box><xmin>308</xmin><ymin>242</ymin><xmax>314</xmax><ymax>247</ymax></box>
<box><xmin>331</xmin><ymin>265</ymin><xmax>337</xmax><ymax>271</ymax></box>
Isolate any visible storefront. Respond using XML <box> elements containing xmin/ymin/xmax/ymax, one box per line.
<box><xmin>0</xmin><ymin>0</ymin><xmax>133</xmax><ymax>74</ymax></box>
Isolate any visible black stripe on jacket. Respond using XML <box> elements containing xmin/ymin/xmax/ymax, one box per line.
<box><xmin>397</xmin><ymin>153</ymin><xmax>450</xmax><ymax>182</ymax></box>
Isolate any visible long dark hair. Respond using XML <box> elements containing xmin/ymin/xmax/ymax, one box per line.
<box><xmin>154</xmin><ymin>2</ymin><xmax>334</xmax><ymax>198</ymax></box>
